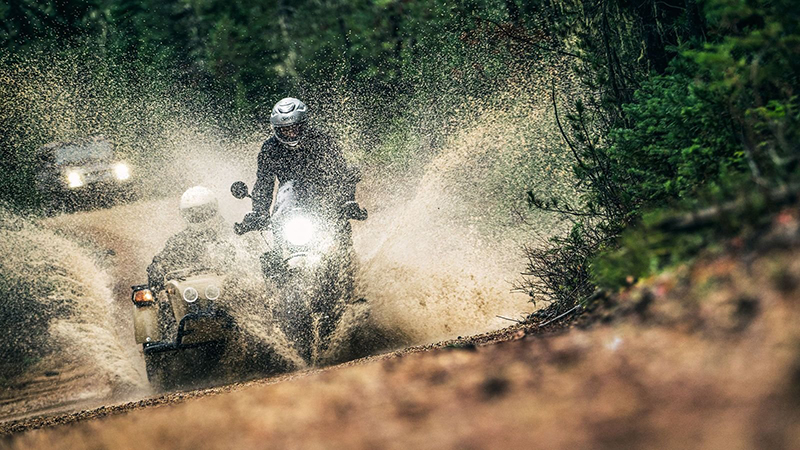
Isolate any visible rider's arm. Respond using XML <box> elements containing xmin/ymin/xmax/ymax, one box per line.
<box><xmin>252</xmin><ymin>146</ymin><xmax>278</xmax><ymax>217</ymax></box>
<box><xmin>146</xmin><ymin>234</ymin><xmax>182</xmax><ymax>291</ymax></box>
<box><xmin>324</xmin><ymin>135</ymin><xmax>367</xmax><ymax>220</ymax></box>
<box><xmin>325</xmin><ymin>136</ymin><xmax>359</xmax><ymax>203</ymax></box>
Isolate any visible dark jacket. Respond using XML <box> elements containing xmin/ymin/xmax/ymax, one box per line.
<box><xmin>147</xmin><ymin>216</ymin><xmax>235</xmax><ymax>291</ymax></box>
<box><xmin>252</xmin><ymin>128</ymin><xmax>358</xmax><ymax>217</ymax></box>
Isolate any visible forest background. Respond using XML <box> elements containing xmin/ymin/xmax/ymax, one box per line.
<box><xmin>1</xmin><ymin>0</ymin><xmax>797</xmax><ymax>310</ymax></box>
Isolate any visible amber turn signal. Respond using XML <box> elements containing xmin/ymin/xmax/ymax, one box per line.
<box><xmin>132</xmin><ymin>289</ymin><xmax>155</xmax><ymax>306</ymax></box>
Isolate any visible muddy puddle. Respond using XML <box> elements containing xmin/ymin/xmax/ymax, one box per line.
<box><xmin>0</xmin><ymin>59</ymin><xmax>574</xmax><ymax>422</ymax></box>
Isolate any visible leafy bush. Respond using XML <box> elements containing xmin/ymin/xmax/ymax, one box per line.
<box><xmin>523</xmin><ymin>0</ymin><xmax>800</xmax><ymax>312</ymax></box>
<box><xmin>607</xmin><ymin>57</ymin><xmax>744</xmax><ymax>212</ymax></box>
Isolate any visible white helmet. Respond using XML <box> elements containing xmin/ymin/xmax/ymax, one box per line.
<box><xmin>270</xmin><ymin>97</ymin><xmax>308</xmax><ymax>146</ymax></box>
<box><xmin>180</xmin><ymin>186</ymin><xmax>219</xmax><ymax>224</ymax></box>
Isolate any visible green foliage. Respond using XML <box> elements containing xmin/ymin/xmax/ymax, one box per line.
<box><xmin>524</xmin><ymin>0</ymin><xmax>800</xmax><ymax>310</ymax></box>
<box><xmin>590</xmin><ymin>177</ymin><xmax>784</xmax><ymax>290</ymax></box>
<box><xmin>590</xmin><ymin>216</ymin><xmax>706</xmax><ymax>290</ymax></box>
<box><xmin>689</xmin><ymin>0</ymin><xmax>800</xmax><ymax>184</ymax></box>
<box><xmin>606</xmin><ymin>57</ymin><xmax>743</xmax><ymax>213</ymax></box>
<box><xmin>0</xmin><ymin>1</ymin><xmax>418</xmax><ymax>119</ymax></box>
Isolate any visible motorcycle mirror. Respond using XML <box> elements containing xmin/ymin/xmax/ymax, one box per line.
<box><xmin>230</xmin><ymin>181</ymin><xmax>250</xmax><ymax>199</ymax></box>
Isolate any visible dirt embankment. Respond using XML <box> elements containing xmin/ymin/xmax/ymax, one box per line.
<box><xmin>4</xmin><ymin>212</ymin><xmax>800</xmax><ymax>449</ymax></box>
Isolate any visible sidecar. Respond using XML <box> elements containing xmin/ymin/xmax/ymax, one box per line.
<box><xmin>131</xmin><ymin>269</ymin><xmax>232</xmax><ymax>390</ymax></box>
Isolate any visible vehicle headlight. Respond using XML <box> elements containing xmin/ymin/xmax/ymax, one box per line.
<box><xmin>114</xmin><ymin>162</ymin><xmax>130</xmax><ymax>180</ymax></box>
<box><xmin>67</xmin><ymin>171</ymin><xmax>83</xmax><ymax>188</ymax></box>
<box><xmin>205</xmin><ymin>285</ymin><xmax>220</xmax><ymax>300</ymax></box>
<box><xmin>183</xmin><ymin>287</ymin><xmax>199</xmax><ymax>303</ymax></box>
<box><xmin>284</xmin><ymin>216</ymin><xmax>314</xmax><ymax>246</ymax></box>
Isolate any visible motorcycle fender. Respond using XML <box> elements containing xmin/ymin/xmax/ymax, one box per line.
<box><xmin>133</xmin><ymin>303</ymin><xmax>162</xmax><ymax>344</ymax></box>
<box><xmin>286</xmin><ymin>255</ymin><xmax>307</xmax><ymax>270</ymax></box>
<box><xmin>285</xmin><ymin>253</ymin><xmax>321</xmax><ymax>271</ymax></box>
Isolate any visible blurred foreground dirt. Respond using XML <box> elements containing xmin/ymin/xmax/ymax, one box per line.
<box><xmin>4</xmin><ymin>213</ymin><xmax>800</xmax><ymax>449</ymax></box>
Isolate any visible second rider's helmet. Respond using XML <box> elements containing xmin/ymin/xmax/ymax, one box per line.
<box><xmin>270</xmin><ymin>97</ymin><xmax>308</xmax><ymax>146</ymax></box>
<box><xmin>180</xmin><ymin>186</ymin><xmax>219</xmax><ymax>224</ymax></box>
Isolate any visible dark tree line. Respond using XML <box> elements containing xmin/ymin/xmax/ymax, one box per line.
<box><xmin>516</xmin><ymin>0</ymin><xmax>799</xmax><ymax>311</ymax></box>
<box><xmin>2</xmin><ymin>0</ymin><xmax>518</xmax><ymax>119</ymax></box>
<box><xmin>1</xmin><ymin>0</ymin><xmax>797</xmax><ymax>310</ymax></box>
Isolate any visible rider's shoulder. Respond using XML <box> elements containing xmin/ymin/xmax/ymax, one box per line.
<box><xmin>159</xmin><ymin>230</ymin><xmax>189</xmax><ymax>254</ymax></box>
<box><xmin>307</xmin><ymin>126</ymin><xmax>333</xmax><ymax>142</ymax></box>
<box><xmin>306</xmin><ymin>127</ymin><xmax>340</xmax><ymax>153</ymax></box>
<box><xmin>259</xmin><ymin>137</ymin><xmax>282</xmax><ymax>159</ymax></box>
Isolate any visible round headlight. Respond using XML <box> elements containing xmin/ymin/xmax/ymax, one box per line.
<box><xmin>284</xmin><ymin>216</ymin><xmax>314</xmax><ymax>246</ymax></box>
<box><xmin>114</xmin><ymin>163</ymin><xmax>130</xmax><ymax>180</ymax></box>
<box><xmin>183</xmin><ymin>287</ymin><xmax>199</xmax><ymax>303</ymax></box>
<box><xmin>205</xmin><ymin>284</ymin><xmax>220</xmax><ymax>300</ymax></box>
<box><xmin>67</xmin><ymin>171</ymin><xmax>83</xmax><ymax>188</ymax></box>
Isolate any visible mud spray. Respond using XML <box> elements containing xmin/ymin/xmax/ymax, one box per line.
<box><xmin>0</xmin><ymin>47</ymin><xmax>578</xmax><ymax>418</ymax></box>
<box><xmin>350</xmin><ymin>87</ymin><xmax>576</xmax><ymax>344</ymax></box>
<box><xmin>0</xmin><ymin>210</ymin><xmax>145</xmax><ymax>421</ymax></box>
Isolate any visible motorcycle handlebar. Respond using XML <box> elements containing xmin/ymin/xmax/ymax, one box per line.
<box><xmin>235</xmin><ymin>202</ymin><xmax>367</xmax><ymax>235</ymax></box>
<box><xmin>341</xmin><ymin>201</ymin><xmax>368</xmax><ymax>221</ymax></box>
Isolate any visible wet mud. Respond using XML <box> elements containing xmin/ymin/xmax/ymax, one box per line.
<box><xmin>0</xmin><ymin>127</ymin><xmax>540</xmax><ymax>421</ymax></box>
<box><xmin>5</xmin><ymin>214</ymin><xmax>800</xmax><ymax>448</ymax></box>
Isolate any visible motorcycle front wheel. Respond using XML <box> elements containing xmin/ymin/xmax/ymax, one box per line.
<box><xmin>274</xmin><ymin>276</ymin><xmax>314</xmax><ymax>364</ymax></box>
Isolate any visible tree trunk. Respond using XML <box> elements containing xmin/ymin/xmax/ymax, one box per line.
<box><xmin>639</xmin><ymin>0</ymin><xmax>669</xmax><ymax>73</ymax></box>
<box><xmin>683</xmin><ymin>0</ymin><xmax>707</xmax><ymax>41</ymax></box>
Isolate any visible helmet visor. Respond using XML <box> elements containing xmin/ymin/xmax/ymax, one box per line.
<box><xmin>182</xmin><ymin>204</ymin><xmax>218</xmax><ymax>224</ymax></box>
<box><xmin>274</xmin><ymin>122</ymin><xmax>307</xmax><ymax>143</ymax></box>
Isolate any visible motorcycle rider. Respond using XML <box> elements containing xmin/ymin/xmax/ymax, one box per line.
<box><xmin>236</xmin><ymin>97</ymin><xmax>366</xmax><ymax>234</ymax></box>
<box><xmin>234</xmin><ymin>98</ymin><xmax>369</xmax><ymax>359</ymax></box>
<box><xmin>148</xmin><ymin>186</ymin><xmax>235</xmax><ymax>292</ymax></box>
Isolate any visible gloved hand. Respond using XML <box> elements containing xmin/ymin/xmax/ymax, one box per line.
<box><xmin>234</xmin><ymin>212</ymin><xmax>269</xmax><ymax>235</ymax></box>
<box><xmin>233</xmin><ymin>221</ymin><xmax>248</xmax><ymax>235</ymax></box>
<box><xmin>341</xmin><ymin>201</ymin><xmax>368</xmax><ymax>221</ymax></box>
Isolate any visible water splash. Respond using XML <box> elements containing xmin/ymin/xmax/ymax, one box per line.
<box><xmin>0</xmin><ymin>208</ymin><xmax>146</xmax><ymax>420</ymax></box>
<box><xmin>0</xmin><ymin>44</ymin><xmax>581</xmax><ymax>416</ymax></box>
<box><xmin>350</xmin><ymin>90</ymin><xmax>576</xmax><ymax>343</ymax></box>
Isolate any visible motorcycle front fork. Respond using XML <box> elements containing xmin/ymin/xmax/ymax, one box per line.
<box><xmin>260</xmin><ymin>250</ymin><xmax>286</xmax><ymax>282</ymax></box>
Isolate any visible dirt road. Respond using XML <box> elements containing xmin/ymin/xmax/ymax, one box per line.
<box><xmin>4</xmin><ymin>215</ymin><xmax>800</xmax><ymax>448</ymax></box>
<box><xmin>0</xmin><ymin>168</ymin><xmax>532</xmax><ymax>427</ymax></box>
